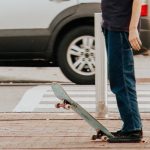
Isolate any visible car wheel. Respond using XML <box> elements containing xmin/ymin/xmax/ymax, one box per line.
<box><xmin>57</xmin><ymin>25</ymin><xmax>95</xmax><ymax>84</ymax></box>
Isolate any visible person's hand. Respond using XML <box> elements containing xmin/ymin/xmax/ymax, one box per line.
<box><xmin>129</xmin><ymin>28</ymin><xmax>142</xmax><ymax>51</ymax></box>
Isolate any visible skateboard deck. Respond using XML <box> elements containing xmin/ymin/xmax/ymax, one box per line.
<box><xmin>51</xmin><ymin>83</ymin><xmax>114</xmax><ymax>141</ymax></box>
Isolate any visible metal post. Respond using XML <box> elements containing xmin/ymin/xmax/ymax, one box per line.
<box><xmin>94</xmin><ymin>13</ymin><xmax>108</xmax><ymax>118</ymax></box>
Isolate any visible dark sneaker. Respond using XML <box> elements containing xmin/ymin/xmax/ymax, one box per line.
<box><xmin>111</xmin><ymin>130</ymin><xmax>123</xmax><ymax>136</ymax></box>
<box><xmin>108</xmin><ymin>130</ymin><xmax>143</xmax><ymax>143</ymax></box>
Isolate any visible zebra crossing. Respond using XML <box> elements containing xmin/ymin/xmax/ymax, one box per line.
<box><xmin>33</xmin><ymin>84</ymin><xmax>150</xmax><ymax>113</ymax></box>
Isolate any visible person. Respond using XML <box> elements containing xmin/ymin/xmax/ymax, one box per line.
<box><xmin>101</xmin><ymin>0</ymin><xmax>143</xmax><ymax>143</ymax></box>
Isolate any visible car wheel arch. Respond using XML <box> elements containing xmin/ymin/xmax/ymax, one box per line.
<box><xmin>46</xmin><ymin>3</ymin><xmax>101</xmax><ymax>63</ymax></box>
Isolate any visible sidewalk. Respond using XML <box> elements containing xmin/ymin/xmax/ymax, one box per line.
<box><xmin>0</xmin><ymin>113</ymin><xmax>149</xmax><ymax>149</ymax></box>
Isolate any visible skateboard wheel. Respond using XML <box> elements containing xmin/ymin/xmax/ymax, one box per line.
<box><xmin>64</xmin><ymin>104</ymin><xmax>71</xmax><ymax>110</ymax></box>
<box><xmin>55</xmin><ymin>103</ymin><xmax>60</xmax><ymax>108</ymax></box>
<box><xmin>91</xmin><ymin>135</ymin><xmax>97</xmax><ymax>140</ymax></box>
<box><xmin>102</xmin><ymin>136</ymin><xmax>108</xmax><ymax>141</ymax></box>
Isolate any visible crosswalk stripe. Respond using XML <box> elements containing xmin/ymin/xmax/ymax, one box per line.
<box><xmin>14</xmin><ymin>84</ymin><xmax>150</xmax><ymax>113</ymax></box>
<box><xmin>37</xmin><ymin>84</ymin><xmax>150</xmax><ymax>112</ymax></box>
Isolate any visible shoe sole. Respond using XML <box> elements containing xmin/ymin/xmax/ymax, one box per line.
<box><xmin>108</xmin><ymin>138</ymin><xmax>142</xmax><ymax>143</ymax></box>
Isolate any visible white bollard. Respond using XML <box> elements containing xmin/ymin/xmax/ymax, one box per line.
<box><xmin>94</xmin><ymin>13</ymin><xmax>108</xmax><ymax>118</ymax></box>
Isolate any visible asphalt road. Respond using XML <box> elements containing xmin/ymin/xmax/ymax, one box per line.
<box><xmin>0</xmin><ymin>85</ymin><xmax>32</xmax><ymax>112</ymax></box>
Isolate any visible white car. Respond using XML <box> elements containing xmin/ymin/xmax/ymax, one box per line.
<box><xmin>0</xmin><ymin>0</ymin><xmax>149</xmax><ymax>84</ymax></box>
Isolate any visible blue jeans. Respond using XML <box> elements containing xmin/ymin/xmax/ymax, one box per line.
<box><xmin>102</xmin><ymin>28</ymin><xmax>142</xmax><ymax>132</ymax></box>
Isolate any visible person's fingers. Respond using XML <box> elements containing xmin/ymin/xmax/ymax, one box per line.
<box><xmin>137</xmin><ymin>37</ymin><xmax>142</xmax><ymax>46</ymax></box>
<box><xmin>130</xmin><ymin>39</ymin><xmax>136</xmax><ymax>50</ymax></box>
<box><xmin>130</xmin><ymin>38</ymin><xmax>141</xmax><ymax>50</ymax></box>
<box><xmin>134</xmin><ymin>38</ymin><xmax>141</xmax><ymax>50</ymax></box>
<box><xmin>128</xmin><ymin>28</ymin><xmax>142</xmax><ymax>50</ymax></box>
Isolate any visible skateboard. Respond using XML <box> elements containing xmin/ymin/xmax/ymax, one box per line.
<box><xmin>51</xmin><ymin>83</ymin><xmax>114</xmax><ymax>141</ymax></box>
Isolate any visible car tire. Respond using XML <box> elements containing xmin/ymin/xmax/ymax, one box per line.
<box><xmin>57</xmin><ymin>25</ymin><xmax>95</xmax><ymax>85</ymax></box>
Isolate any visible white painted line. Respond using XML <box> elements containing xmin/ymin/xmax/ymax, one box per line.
<box><xmin>13</xmin><ymin>84</ymin><xmax>150</xmax><ymax>112</ymax></box>
<box><xmin>108</xmin><ymin>91</ymin><xmax>150</xmax><ymax>96</ymax></box>
<box><xmin>13</xmin><ymin>86</ymin><xmax>51</xmax><ymax>112</ymax></box>
<box><xmin>37</xmin><ymin>103</ymin><xmax>96</xmax><ymax>109</ymax></box>
<box><xmin>108</xmin><ymin>97</ymin><xmax>150</xmax><ymax>102</ymax></box>
<box><xmin>42</xmin><ymin>97</ymin><xmax>96</xmax><ymax>102</ymax></box>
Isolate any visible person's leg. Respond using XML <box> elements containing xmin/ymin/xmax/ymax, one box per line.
<box><xmin>103</xmin><ymin>29</ymin><xmax>142</xmax><ymax>132</ymax></box>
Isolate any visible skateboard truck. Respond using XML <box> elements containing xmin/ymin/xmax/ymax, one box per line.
<box><xmin>55</xmin><ymin>100</ymin><xmax>71</xmax><ymax>110</ymax></box>
<box><xmin>92</xmin><ymin>130</ymin><xmax>108</xmax><ymax>141</ymax></box>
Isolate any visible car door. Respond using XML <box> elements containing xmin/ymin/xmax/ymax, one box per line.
<box><xmin>0</xmin><ymin>0</ymin><xmax>78</xmax><ymax>58</ymax></box>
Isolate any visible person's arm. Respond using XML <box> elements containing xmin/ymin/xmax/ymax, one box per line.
<box><xmin>129</xmin><ymin>0</ymin><xmax>142</xmax><ymax>50</ymax></box>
